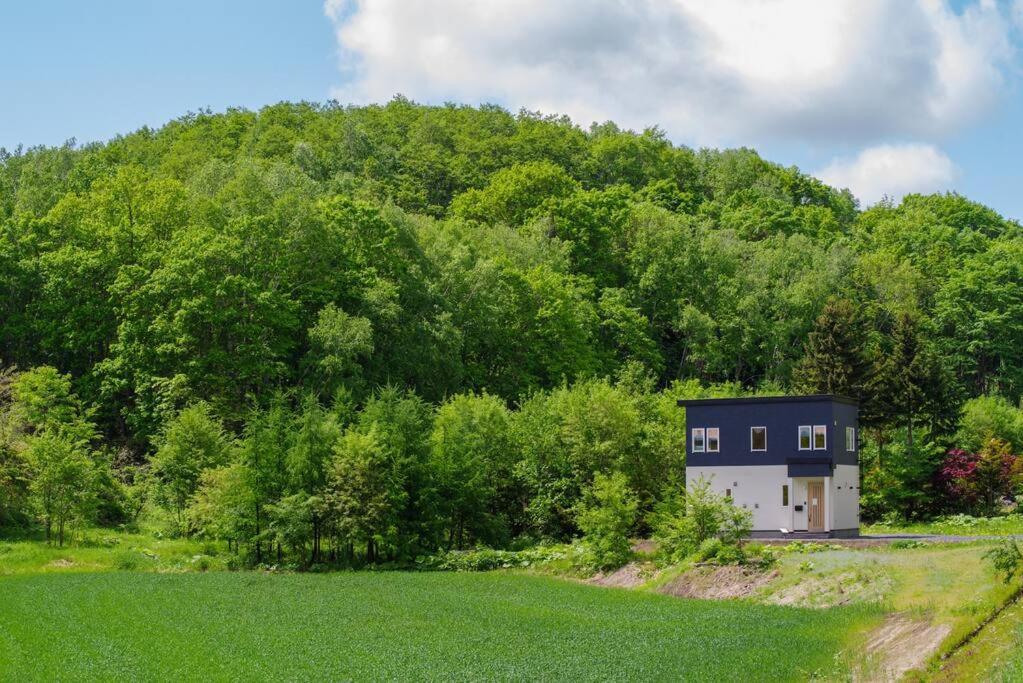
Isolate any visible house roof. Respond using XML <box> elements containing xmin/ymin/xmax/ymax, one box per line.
<box><xmin>676</xmin><ymin>394</ymin><xmax>858</xmax><ymax>408</ymax></box>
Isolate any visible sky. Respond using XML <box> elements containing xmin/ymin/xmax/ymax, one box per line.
<box><xmin>3</xmin><ymin>0</ymin><xmax>1023</xmax><ymax>218</ymax></box>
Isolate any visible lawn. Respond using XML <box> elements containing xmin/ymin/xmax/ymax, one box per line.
<box><xmin>0</xmin><ymin>571</ymin><xmax>878</xmax><ymax>681</ymax></box>
<box><xmin>863</xmin><ymin>513</ymin><xmax>1023</xmax><ymax>537</ymax></box>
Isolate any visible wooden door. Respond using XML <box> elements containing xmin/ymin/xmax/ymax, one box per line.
<box><xmin>807</xmin><ymin>480</ymin><xmax>825</xmax><ymax>532</ymax></box>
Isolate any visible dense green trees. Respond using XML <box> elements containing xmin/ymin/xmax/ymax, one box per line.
<box><xmin>2</xmin><ymin>99</ymin><xmax>1023</xmax><ymax>550</ymax></box>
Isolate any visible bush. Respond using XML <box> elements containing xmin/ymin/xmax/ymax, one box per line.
<box><xmin>652</xmin><ymin>478</ymin><xmax>752</xmax><ymax>564</ymax></box>
<box><xmin>574</xmin><ymin>472</ymin><xmax>638</xmax><ymax>571</ymax></box>
<box><xmin>985</xmin><ymin>539</ymin><xmax>1023</xmax><ymax>583</ymax></box>
<box><xmin>713</xmin><ymin>543</ymin><xmax>745</xmax><ymax>565</ymax></box>
<box><xmin>696</xmin><ymin>537</ymin><xmax>723</xmax><ymax>562</ymax></box>
<box><xmin>956</xmin><ymin>395</ymin><xmax>1023</xmax><ymax>454</ymax></box>
<box><xmin>935</xmin><ymin>440</ymin><xmax>1021</xmax><ymax>515</ymax></box>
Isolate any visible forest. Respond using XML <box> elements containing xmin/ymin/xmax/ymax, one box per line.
<box><xmin>1</xmin><ymin>98</ymin><xmax>1022</xmax><ymax>564</ymax></box>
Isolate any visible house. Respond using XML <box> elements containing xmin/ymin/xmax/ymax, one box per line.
<box><xmin>678</xmin><ymin>395</ymin><xmax>860</xmax><ymax>538</ymax></box>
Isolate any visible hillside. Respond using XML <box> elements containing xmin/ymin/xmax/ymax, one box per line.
<box><xmin>2</xmin><ymin>99</ymin><xmax>1022</xmax><ymax>555</ymax></box>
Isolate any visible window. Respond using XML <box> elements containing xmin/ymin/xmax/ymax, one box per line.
<box><xmin>707</xmin><ymin>428</ymin><xmax>720</xmax><ymax>452</ymax></box>
<box><xmin>813</xmin><ymin>425</ymin><xmax>827</xmax><ymax>450</ymax></box>
<box><xmin>798</xmin><ymin>425</ymin><xmax>812</xmax><ymax>450</ymax></box>
<box><xmin>782</xmin><ymin>484</ymin><xmax>789</xmax><ymax>506</ymax></box>
<box><xmin>725</xmin><ymin>488</ymin><xmax>732</xmax><ymax>499</ymax></box>
<box><xmin>691</xmin><ymin>428</ymin><xmax>705</xmax><ymax>453</ymax></box>
<box><xmin>751</xmin><ymin>426</ymin><xmax>767</xmax><ymax>451</ymax></box>
<box><xmin>846</xmin><ymin>426</ymin><xmax>856</xmax><ymax>452</ymax></box>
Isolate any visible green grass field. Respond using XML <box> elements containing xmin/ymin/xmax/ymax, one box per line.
<box><xmin>0</xmin><ymin>571</ymin><xmax>878</xmax><ymax>681</ymax></box>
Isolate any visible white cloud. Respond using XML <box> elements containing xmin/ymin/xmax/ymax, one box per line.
<box><xmin>323</xmin><ymin>0</ymin><xmax>1017</xmax><ymax>146</ymax></box>
<box><xmin>816</xmin><ymin>143</ymin><xmax>959</xmax><ymax>205</ymax></box>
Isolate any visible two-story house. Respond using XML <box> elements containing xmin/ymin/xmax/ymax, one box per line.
<box><xmin>678</xmin><ymin>395</ymin><xmax>860</xmax><ymax>538</ymax></box>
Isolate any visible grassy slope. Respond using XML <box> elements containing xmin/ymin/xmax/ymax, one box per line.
<box><xmin>633</xmin><ymin>542</ymin><xmax>1021</xmax><ymax>678</ymax></box>
<box><xmin>933</xmin><ymin>597</ymin><xmax>1023</xmax><ymax>682</ymax></box>
<box><xmin>757</xmin><ymin>545</ymin><xmax>1017</xmax><ymax>641</ymax></box>
<box><xmin>0</xmin><ymin>571</ymin><xmax>877</xmax><ymax>682</ymax></box>
<box><xmin>957</xmin><ymin>598</ymin><xmax>1023</xmax><ymax>682</ymax></box>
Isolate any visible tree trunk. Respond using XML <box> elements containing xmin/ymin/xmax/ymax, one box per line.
<box><xmin>254</xmin><ymin>502</ymin><xmax>262</xmax><ymax>564</ymax></box>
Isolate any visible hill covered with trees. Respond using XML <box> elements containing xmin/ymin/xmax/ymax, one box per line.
<box><xmin>2</xmin><ymin>99</ymin><xmax>1022</xmax><ymax>561</ymax></box>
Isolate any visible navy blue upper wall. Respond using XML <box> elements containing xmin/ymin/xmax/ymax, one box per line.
<box><xmin>680</xmin><ymin>396</ymin><xmax>859</xmax><ymax>468</ymax></box>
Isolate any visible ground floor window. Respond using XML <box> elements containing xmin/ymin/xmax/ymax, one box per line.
<box><xmin>782</xmin><ymin>484</ymin><xmax>789</xmax><ymax>506</ymax></box>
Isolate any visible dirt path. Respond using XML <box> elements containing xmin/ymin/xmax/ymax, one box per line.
<box><xmin>859</xmin><ymin>614</ymin><xmax>951</xmax><ymax>682</ymax></box>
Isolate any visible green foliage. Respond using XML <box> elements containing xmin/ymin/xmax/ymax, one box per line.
<box><xmin>652</xmin><ymin>478</ymin><xmax>753</xmax><ymax>564</ymax></box>
<box><xmin>22</xmin><ymin>432</ymin><xmax>98</xmax><ymax>546</ymax></box>
<box><xmin>450</xmin><ymin>160</ymin><xmax>579</xmax><ymax>226</ymax></box>
<box><xmin>4</xmin><ymin>99</ymin><xmax>1023</xmax><ymax>556</ymax></box>
<box><xmin>860</xmin><ymin>438</ymin><xmax>945</xmax><ymax>521</ymax></box>
<box><xmin>574</xmin><ymin>471</ymin><xmax>638</xmax><ymax>570</ymax></box>
<box><xmin>956</xmin><ymin>395</ymin><xmax>1023</xmax><ymax>453</ymax></box>
<box><xmin>984</xmin><ymin>539</ymin><xmax>1023</xmax><ymax>583</ymax></box>
<box><xmin>793</xmin><ymin>298</ymin><xmax>872</xmax><ymax>402</ymax></box>
<box><xmin>430</xmin><ymin>392</ymin><xmax>516</xmax><ymax>549</ymax></box>
<box><xmin>149</xmin><ymin>403</ymin><xmax>232</xmax><ymax>529</ymax></box>
<box><xmin>322</xmin><ymin>428</ymin><xmax>402</xmax><ymax>562</ymax></box>
<box><xmin>423</xmin><ymin>545</ymin><xmax>570</xmax><ymax>571</ymax></box>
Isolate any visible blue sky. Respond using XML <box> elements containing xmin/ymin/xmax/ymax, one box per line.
<box><xmin>3</xmin><ymin>1</ymin><xmax>1023</xmax><ymax>219</ymax></box>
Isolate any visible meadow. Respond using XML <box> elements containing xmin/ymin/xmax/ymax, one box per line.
<box><xmin>0</xmin><ymin>571</ymin><xmax>878</xmax><ymax>682</ymax></box>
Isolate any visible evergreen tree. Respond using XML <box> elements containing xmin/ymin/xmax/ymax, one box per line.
<box><xmin>793</xmin><ymin>298</ymin><xmax>873</xmax><ymax>403</ymax></box>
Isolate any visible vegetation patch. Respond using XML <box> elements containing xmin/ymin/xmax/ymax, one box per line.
<box><xmin>865</xmin><ymin>513</ymin><xmax>1023</xmax><ymax>537</ymax></box>
<box><xmin>0</xmin><ymin>571</ymin><xmax>877</xmax><ymax>681</ymax></box>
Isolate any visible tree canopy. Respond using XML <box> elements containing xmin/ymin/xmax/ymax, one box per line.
<box><xmin>2</xmin><ymin>98</ymin><xmax>1022</xmax><ymax>555</ymax></box>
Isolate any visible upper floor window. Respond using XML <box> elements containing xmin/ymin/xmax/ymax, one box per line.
<box><xmin>692</xmin><ymin>428</ymin><xmax>705</xmax><ymax>453</ymax></box>
<box><xmin>846</xmin><ymin>426</ymin><xmax>856</xmax><ymax>452</ymax></box>
<box><xmin>707</xmin><ymin>428</ymin><xmax>720</xmax><ymax>452</ymax></box>
<box><xmin>751</xmin><ymin>426</ymin><xmax>767</xmax><ymax>451</ymax></box>
<box><xmin>813</xmin><ymin>425</ymin><xmax>827</xmax><ymax>450</ymax></box>
<box><xmin>798</xmin><ymin>425</ymin><xmax>812</xmax><ymax>450</ymax></box>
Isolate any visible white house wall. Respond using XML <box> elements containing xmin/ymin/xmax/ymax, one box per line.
<box><xmin>686</xmin><ymin>466</ymin><xmax>791</xmax><ymax>532</ymax></box>
<box><xmin>831</xmin><ymin>465</ymin><xmax>859</xmax><ymax>531</ymax></box>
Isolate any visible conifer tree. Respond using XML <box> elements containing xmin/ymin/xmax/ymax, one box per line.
<box><xmin>793</xmin><ymin>298</ymin><xmax>873</xmax><ymax>403</ymax></box>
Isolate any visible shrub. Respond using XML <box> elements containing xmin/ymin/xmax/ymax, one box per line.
<box><xmin>956</xmin><ymin>395</ymin><xmax>1023</xmax><ymax>454</ymax></box>
<box><xmin>574</xmin><ymin>472</ymin><xmax>638</xmax><ymax>571</ymax></box>
<box><xmin>652</xmin><ymin>478</ymin><xmax>752</xmax><ymax>564</ymax></box>
<box><xmin>742</xmin><ymin>544</ymin><xmax>778</xmax><ymax>569</ymax></box>
<box><xmin>713</xmin><ymin>543</ymin><xmax>745</xmax><ymax>565</ymax></box>
<box><xmin>935</xmin><ymin>440</ymin><xmax>1021</xmax><ymax>515</ymax></box>
<box><xmin>985</xmin><ymin>539</ymin><xmax>1023</xmax><ymax>583</ymax></box>
<box><xmin>696</xmin><ymin>538</ymin><xmax>723</xmax><ymax>562</ymax></box>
